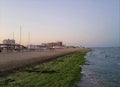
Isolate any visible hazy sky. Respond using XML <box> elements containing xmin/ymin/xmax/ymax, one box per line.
<box><xmin>0</xmin><ymin>0</ymin><xmax>120</xmax><ymax>47</ymax></box>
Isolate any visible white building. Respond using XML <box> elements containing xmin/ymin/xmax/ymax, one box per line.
<box><xmin>27</xmin><ymin>45</ymin><xmax>46</xmax><ymax>50</ymax></box>
<box><xmin>3</xmin><ymin>39</ymin><xmax>15</xmax><ymax>44</ymax></box>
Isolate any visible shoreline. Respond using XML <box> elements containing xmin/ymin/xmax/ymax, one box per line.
<box><xmin>0</xmin><ymin>49</ymin><xmax>89</xmax><ymax>87</ymax></box>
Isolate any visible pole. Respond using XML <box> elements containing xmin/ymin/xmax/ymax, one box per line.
<box><xmin>28</xmin><ymin>32</ymin><xmax>30</xmax><ymax>45</ymax></box>
<box><xmin>20</xmin><ymin>25</ymin><xmax>21</xmax><ymax>45</ymax></box>
<box><xmin>13</xmin><ymin>32</ymin><xmax>14</xmax><ymax>40</ymax></box>
<box><xmin>19</xmin><ymin>25</ymin><xmax>22</xmax><ymax>51</ymax></box>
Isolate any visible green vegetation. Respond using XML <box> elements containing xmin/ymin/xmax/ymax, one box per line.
<box><xmin>0</xmin><ymin>51</ymin><xmax>87</xmax><ymax>87</ymax></box>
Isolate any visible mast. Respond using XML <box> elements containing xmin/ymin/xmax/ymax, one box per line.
<box><xmin>20</xmin><ymin>25</ymin><xmax>22</xmax><ymax>45</ymax></box>
<box><xmin>28</xmin><ymin>32</ymin><xmax>30</xmax><ymax>45</ymax></box>
<box><xmin>13</xmin><ymin>32</ymin><xmax>14</xmax><ymax>40</ymax></box>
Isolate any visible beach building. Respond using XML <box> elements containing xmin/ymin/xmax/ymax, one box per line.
<box><xmin>27</xmin><ymin>41</ymin><xmax>64</xmax><ymax>51</ymax></box>
<box><xmin>3</xmin><ymin>39</ymin><xmax>15</xmax><ymax>45</ymax></box>
<box><xmin>0</xmin><ymin>39</ymin><xmax>26</xmax><ymax>52</ymax></box>
<box><xmin>27</xmin><ymin>45</ymin><xmax>47</xmax><ymax>51</ymax></box>
<box><xmin>42</xmin><ymin>41</ymin><xmax>63</xmax><ymax>48</ymax></box>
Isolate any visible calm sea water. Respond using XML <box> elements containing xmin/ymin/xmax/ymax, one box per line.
<box><xmin>78</xmin><ymin>47</ymin><xmax>120</xmax><ymax>87</ymax></box>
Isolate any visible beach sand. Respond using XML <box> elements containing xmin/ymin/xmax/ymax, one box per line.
<box><xmin>0</xmin><ymin>48</ymin><xmax>81</xmax><ymax>72</ymax></box>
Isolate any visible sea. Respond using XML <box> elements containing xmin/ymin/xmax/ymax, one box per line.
<box><xmin>78</xmin><ymin>47</ymin><xmax>120</xmax><ymax>87</ymax></box>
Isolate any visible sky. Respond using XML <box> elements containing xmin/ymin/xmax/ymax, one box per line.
<box><xmin>0</xmin><ymin>0</ymin><xmax>120</xmax><ymax>47</ymax></box>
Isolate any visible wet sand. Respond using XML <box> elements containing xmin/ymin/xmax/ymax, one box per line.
<box><xmin>0</xmin><ymin>48</ymin><xmax>81</xmax><ymax>72</ymax></box>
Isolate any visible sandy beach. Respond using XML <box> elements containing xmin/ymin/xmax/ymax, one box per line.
<box><xmin>0</xmin><ymin>48</ymin><xmax>81</xmax><ymax>72</ymax></box>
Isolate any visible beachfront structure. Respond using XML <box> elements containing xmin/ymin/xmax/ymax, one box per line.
<box><xmin>42</xmin><ymin>41</ymin><xmax>63</xmax><ymax>48</ymax></box>
<box><xmin>0</xmin><ymin>39</ymin><xmax>26</xmax><ymax>52</ymax></box>
<box><xmin>3</xmin><ymin>39</ymin><xmax>15</xmax><ymax>45</ymax></box>
<box><xmin>28</xmin><ymin>42</ymin><xmax>64</xmax><ymax>51</ymax></box>
<box><xmin>27</xmin><ymin>45</ymin><xmax>46</xmax><ymax>50</ymax></box>
<box><xmin>53</xmin><ymin>45</ymin><xmax>65</xmax><ymax>49</ymax></box>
